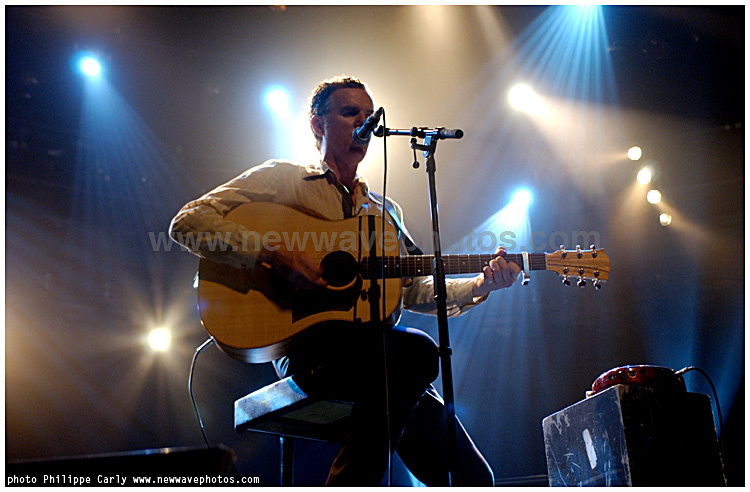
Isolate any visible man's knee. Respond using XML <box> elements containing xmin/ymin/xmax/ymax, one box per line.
<box><xmin>388</xmin><ymin>327</ymin><xmax>439</xmax><ymax>386</ymax></box>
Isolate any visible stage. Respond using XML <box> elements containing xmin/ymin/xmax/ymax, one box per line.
<box><xmin>5</xmin><ymin>5</ymin><xmax>744</xmax><ymax>486</ymax></box>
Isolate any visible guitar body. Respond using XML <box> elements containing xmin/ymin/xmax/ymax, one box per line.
<box><xmin>196</xmin><ymin>202</ymin><xmax>611</xmax><ymax>363</ymax></box>
<box><xmin>197</xmin><ymin>202</ymin><xmax>403</xmax><ymax>363</ymax></box>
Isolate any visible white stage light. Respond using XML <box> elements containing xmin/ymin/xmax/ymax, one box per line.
<box><xmin>637</xmin><ymin>167</ymin><xmax>652</xmax><ymax>185</ymax></box>
<box><xmin>148</xmin><ymin>328</ymin><xmax>171</xmax><ymax>352</ymax></box>
<box><xmin>508</xmin><ymin>84</ymin><xmax>546</xmax><ymax>115</ymax></box>
<box><xmin>647</xmin><ymin>189</ymin><xmax>662</xmax><ymax>204</ymax></box>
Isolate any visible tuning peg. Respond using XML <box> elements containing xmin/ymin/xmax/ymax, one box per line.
<box><xmin>576</xmin><ymin>244</ymin><xmax>583</xmax><ymax>258</ymax></box>
<box><xmin>594</xmin><ymin>279</ymin><xmax>602</xmax><ymax>290</ymax></box>
<box><xmin>577</xmin><ymin>277</ymin><xmax>586</xmax><ymax>287</ymax></box>
<box><xmin>562</xmin><ymin>275</ymin><xmax>571</xmax><ymax>286</ymax></box>
<box><xmin>560</xmin><ymin>245</ymin><xmax>567</xmax><ymax>258</ymax></box>
<box><xmin>590</xmin><ymin>244</ymin><xmax>598</xmax><ymax>258</ymax></box>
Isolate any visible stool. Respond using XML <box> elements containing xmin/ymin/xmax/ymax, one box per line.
<box><xmin>235</xmin><ymin>376</ymin><xmax>353</xmax><ymax>486</ymax></box>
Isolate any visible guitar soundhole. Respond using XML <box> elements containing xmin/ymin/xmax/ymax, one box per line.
<box><xmin>320</xmin><ymin>251</ymin><xmax>359</xmax><ymax>288</ymax></box>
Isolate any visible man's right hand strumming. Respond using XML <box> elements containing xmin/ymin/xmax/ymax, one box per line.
<box><xmin>258</xmin><ymin>247</ymin><xmax>327</xmax><ymax>290</ymax></box>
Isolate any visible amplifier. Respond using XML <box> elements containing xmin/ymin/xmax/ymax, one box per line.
<box><xmin>542</xmin><ymin>385</ymin><xmax>724</xmax><ymax>486</ymax></box>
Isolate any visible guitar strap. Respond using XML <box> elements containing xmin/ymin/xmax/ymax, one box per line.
<box><xmin>369</xmin><ymin>192</ymin><xmax>424</xmax><ymax>256</ymax></box>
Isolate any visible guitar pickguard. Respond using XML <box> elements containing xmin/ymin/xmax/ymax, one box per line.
<box><xmin>291</xmin><ymin>276</ymin><xmax>363</xmax><ymax>323</ymax></box>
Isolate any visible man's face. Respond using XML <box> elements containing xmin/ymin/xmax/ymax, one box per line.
<box><xmin>313</xmin><ymin>87</ymin><xmax>375</xmax><ymax>166</ymax></box>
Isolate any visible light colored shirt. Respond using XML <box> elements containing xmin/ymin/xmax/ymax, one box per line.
<box><xmin>169</xmin><ymin>159</ymin><xmax>487</xmax><ymax>317</ymax></box>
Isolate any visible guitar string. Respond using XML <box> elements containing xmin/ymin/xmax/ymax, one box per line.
<box><xmin>343</xmin><ymin>254</ymin><xmax>551</xmax><ymax>278</ymax></box>
<box><xmin>317</xmin><ymin>249</ymin><xmax>603</xmax><ymax>268</ymax></box>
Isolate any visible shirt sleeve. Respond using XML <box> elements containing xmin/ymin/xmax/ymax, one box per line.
<box><xmin>383</xmin><ymin>197</ymin><xmax>489</xmax><ymax>317</ymax></box>
<box><xmin>168</xmin><ymin>161</ymin><xmax>281</xmax><ymax>271</ymax></box>
<box><xmin>401</xmin><ymin>275</ymin><xmax>489</xmax><ymax>317</ymax></box>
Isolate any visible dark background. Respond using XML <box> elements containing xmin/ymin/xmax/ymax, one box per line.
<box><xmin>6</xmin><ymin>5</ymin><xmax>744</xmax><ymax>485</ymax></box>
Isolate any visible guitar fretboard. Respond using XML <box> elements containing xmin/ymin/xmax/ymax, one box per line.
<box><xmin>361</xmin><ymin>253</ymin><xmax>548</xmax><ymax>278</ymax></box>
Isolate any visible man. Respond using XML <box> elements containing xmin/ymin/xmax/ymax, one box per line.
<box><xmin>170</xmin><ymin>76</ymin><xmax>521</xmax><ymax>485</ymax></box>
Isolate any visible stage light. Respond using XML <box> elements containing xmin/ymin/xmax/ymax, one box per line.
<box><xmin>449</xmin><ymin>186</ymin><xmax>533</xmax><ymax>255</ymax></box>
<box><xmin>512</xmin><ymin>189</ymin><xmax>532</xmax><ymax>209</ymax></box>
<box><xmin>486</xmin><ymin>5</ymin><xmax>617</xmax><ymax>195</ymax></box>
<box><xmin>259</xmin><ymin>84</ymin><xmax>319</xmax><ymax>163</ymax></box>
<box><xmin>637</xmin><ymin>167</ymin><xmax>652</xmax><ymax>185</ymax></box>
<box><xmin>500</xmin><ymin>188</ymin><xmax>533</xmax><ymax>221</ymax></box>
<box><xmin>659</xmin><ymin>213</ymin><xmax>672</xmax><ymax>226</ymax></box>
<box><xmin>81</xmin><ymin>58</ymin><xmax>100</xmax><ymax>76</ymax></box>
<box><xmin>80</xmin><ymin>57</ymin><xmax>101</xmax><ymax>77</ymax></box>
<box><xmin>264</xmin><ymin>86</ymin><xmax>290</xmax><ymax>118</ymax></box>
<box><xmin>627</xmin><ymin>146</ymin><xmax>642</xmax><ymax>161</ymax></box>
<box><xmin>572</xmin><ymin>4</ymin><xmax>597</xmax><ymax>16</ymax></box>
<box><xmin>73</xmin><ymin>51</ymin><xmax>105</xmax><ymax>80</ymax></box>
<box><xmin>508</xmin><ymin>83</ymin><xmax>546</xmax><ymax>115</ymax></box>
<box><xmin>148</xmin><ymin>328</ymin><xmax>171</xmax><ymax>352</ymax></box>
<box><xmin>647</xmin><ymin>189</ymin><xmax>662</xmax><ymax>204</ymax></box>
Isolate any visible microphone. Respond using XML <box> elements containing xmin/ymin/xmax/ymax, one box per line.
<box><xmin>437</xmin><ymin>128</ymin><xmax>463</xmax><ymax>139</ymax></box>
<box><xmin>352</xmin><ymin>107</ymin><xmax>384</xmax><ymax>145</ymax></box>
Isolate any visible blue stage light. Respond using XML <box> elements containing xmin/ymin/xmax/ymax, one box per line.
<box><xmin>80</xmin><ymin>57</ymin><xmax>101</xmax><ymax>76</ymax></box>
<box><xmin>448</xmin><ymin>187</ymin><xmax>534</xmax><ymax>254</ymax></box>
<box><xmin>512</xmin><ymin>189</ymin><xmax>532</xmax><ymax>209</ymax></box>
<box><xmin>73</xmin><ymin>51</ymin><xmax>104</xmax><ymax>79</ymax></box>
<box><xmin>264</xmin><ymin>86</ymin><xmax>291</xmax><ymax>118</ymax></box>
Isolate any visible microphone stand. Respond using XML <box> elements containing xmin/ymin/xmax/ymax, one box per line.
<box><xmin>375</xmin><ymin>125</ymin><xmax>463</xmax><ymax>486</ymax></box>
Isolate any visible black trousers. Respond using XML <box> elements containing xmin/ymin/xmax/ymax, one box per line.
<box><xmin>273</xmin><ymin>324</ymin><xmax>494</xmax><ymax>486</ymax></box>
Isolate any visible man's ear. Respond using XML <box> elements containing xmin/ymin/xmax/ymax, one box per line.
<box><xmin>310</xmin><ymin>115</ymin><xmax>325</xmax><ymax>138</ymax></box>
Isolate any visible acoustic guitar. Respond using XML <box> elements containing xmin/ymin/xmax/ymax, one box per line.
<box><xmin>196</xmin><ymin>202</ymin><xmax>610</xmax><ymax>362</ymax></box>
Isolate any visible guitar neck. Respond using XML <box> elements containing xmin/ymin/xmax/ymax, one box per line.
<box><xmin>362</xmin><ymin>253</ymin><xmax>547</xmax><ymax>278</ymax></box>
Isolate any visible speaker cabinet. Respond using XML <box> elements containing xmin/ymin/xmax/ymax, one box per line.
<box><xmin>542</xmin><ymin>385</ymin><xmax>724</xmax><ymax>486</ymax></box>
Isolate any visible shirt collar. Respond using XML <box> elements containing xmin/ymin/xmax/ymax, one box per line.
<box><xmin>304</xmin><ymin>158</ymin><xmax>370</xmax><ymax>195</ymax></box>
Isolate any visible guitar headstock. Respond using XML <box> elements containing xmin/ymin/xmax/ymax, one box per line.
<box><xmin>545</xmin><ymin>245</ymin><xmax>610</xmax><ymax>289</ymax></box>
